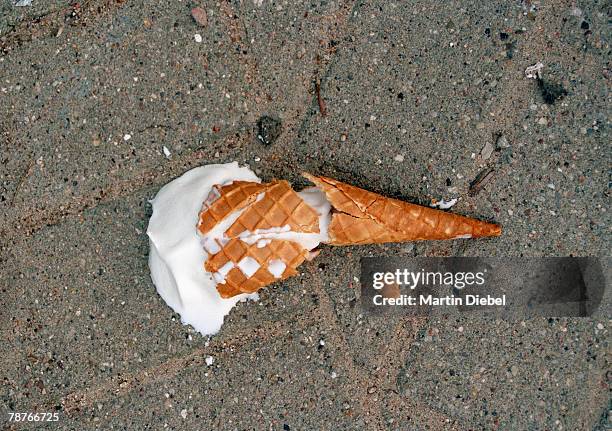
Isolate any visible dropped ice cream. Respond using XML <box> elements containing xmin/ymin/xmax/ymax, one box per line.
<box><xmin>148</xmin><ymin>163</ymin><xmax>501</xmax><ymax>335</ymax></box>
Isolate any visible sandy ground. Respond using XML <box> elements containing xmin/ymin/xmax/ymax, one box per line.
<box><xmin>1</xmin><ymin>0</ymin><xmax>610</xmax><ymax>429</ymax></box>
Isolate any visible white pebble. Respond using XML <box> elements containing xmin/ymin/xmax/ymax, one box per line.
<box><xmin>331</xmin><ymin>371</ymin><xmax>338</xmax><ymax>379</ymax></box>
<box><xmin>205</xmin><ymin>356</ymin><xmax>214</xmax><ymax>366</ymax></box>
<box><xmin>123</xmin><ymin>134</ymin><xmax>131</xmax><ymax>141</ymax></box>
<box><xmin>163</xmin><ymin>146</ymin><xmax>171</xmax><ymax>158</ymax></box>
<box><xmin>596</xmin><ymin>323</ymin><xmax>604</xmax><ymax>330</ymax></box>
<box><xmin>180</xmin><ymin>409</ymin><xmax>187</xmax><ymax>419</ymax></box>
<box><xmin>394</xmin><ymin>154</ymin><xmax>404</xmax><ymax>162</ymax></box>
<box><xmin>194</xmin><ymin>34</ymin><xmax>203</xmax><ymax>43</ymax></box>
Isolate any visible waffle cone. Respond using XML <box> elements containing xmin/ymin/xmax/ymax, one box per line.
<box><xmin>303</xmin><ymin>173</ymin><xmax>501</xmax><ymax>245</ymax></box>
<box><xmin>198</xmin><ymin>181</ymin><xmax>271</xmax><ymax>235</ymax></box>
<box><xmin>205</xmin><ymin>238</ymin><xmax>308</xmax><ymax>298</ymax></box>
<box><xmin>198</xmin><ymin>180</ymin><xmax>320</xmax><ymax>298</ymax></box>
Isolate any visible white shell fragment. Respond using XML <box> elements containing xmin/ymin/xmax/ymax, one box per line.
<box><xmin>525</xmin><ymin>62</ymin><xmax>544</xmax><ymax>79</ymax></box>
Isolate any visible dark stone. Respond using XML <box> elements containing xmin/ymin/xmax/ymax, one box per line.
<box><xmin>580</xmin><ymin>21</ymin><xmax>589</xmax><ymax>30</ymax></box>
<box><xmin>256</xmin><ymin>115</ymin><xmax>282</xmax><ymax>145</ymax></box>
<box><xmin>537</xmin><ymin>79</ymin><xmax>568</xmax><ymax>105</ymax></box>
<box><xmin>505</xmin><ymin>42</ymin><xmax>516</xmax><ymax>59</ymax></box>
<box><xmin>499</xmin><ymin>32</ymin><xmax>509</xmax><ymax>40</ymax></box>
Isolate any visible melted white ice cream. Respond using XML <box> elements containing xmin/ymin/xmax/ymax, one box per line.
<box><xmin>147</xmin><ymin>163</ymin><xmax>332</xmax><ymax>335</ymax></box>
<box><xmin>147</xmin><ymin>163</ymin><xmax>260</xmax><ymax>335</ymax></box>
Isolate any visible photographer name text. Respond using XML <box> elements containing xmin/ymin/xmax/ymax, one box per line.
<box><xmin>372</xmin><ymin>294</ymin><xmax>506</xmax><ymax>306</ymax></box>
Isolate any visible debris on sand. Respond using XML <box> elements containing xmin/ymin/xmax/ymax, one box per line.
<box><xmin>13</xmin><ymin>0</ymin><xmax>33</xmax><ymax>6</ymax></box>
<box><xmin>525</xmin><ymin>62</ymin><xmax>544</xmax><ymax>79</ymax></box>
<box><xmin>256</xmin><ymin>115</ymin><xmax>282</xmax><ymax>145</ymax></box>
<box><xmin>191</xmin><ymin>7</ymin><xmax>208</xmax><ymax>27</ymax></box>
<box><xmin>525</xmin><ymin>62</ymin><xmax>568</xmax><ymax>105</ymax></box>
<box><xmin>431</xmin><ymin>198</ymin><xmax>458</xmax><ymax>209</ymax></box>
<box><xmin>469</xmin><ymin>167</ymin><xmax>495</xmax><ymax>196</ymax></box>
<box><xmin>315</xmin><ymin>79</ymin><xmax>327</xmax><ymax>117</ymax></box>
<box><xmin>480</xmin><ymin>141</ymin><xmax>494</xmax><ymax>160</ymax></box>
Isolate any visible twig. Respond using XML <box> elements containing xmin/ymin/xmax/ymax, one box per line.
<box><xmin>315</xmin><ymin>78</ymin><xmax>326</xmax><ymax>117</ymax></box>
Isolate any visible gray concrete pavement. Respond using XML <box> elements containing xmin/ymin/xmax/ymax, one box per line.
<box><xmin>1</xmin><ymin>0</ymin><xmax>610</xmax><ymax>429</ymax></box>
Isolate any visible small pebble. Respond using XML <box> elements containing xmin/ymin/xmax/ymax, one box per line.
<box><xmin>331</xmin><ymin>371</ymin><xmax>338</xmax><ymax>379</ymax></box>
<box><xmin>480</xmin><ymin>141</ymin><xmax>494</xmax><ymax>160</ymax></box>
<box><xmin>394</xmin><ymin>154</ymin><xmax>404</xmax><ymax>162</ymax></box>
<box><xmin>163</xmin><ymin>146</ymin><xmax>171</xmax><ymax>158</ymax></box>
<box><xmin>191</xmin><ymin>7</ymin><xmax>208</xmax><ymax>27</ymax></box>
<box><xmin>205</xmin><ymin>356</ymin><xmax>214</xmax><ymax>366</ymax></box>
<box><xmin>538</xmin><ymin>117</ymin><xmax>548</xmax><ymax>126</ymax></box>
<box><xmin>570</xmin><ymin>7</ymin><xmax>582</xmax><ymax>17</ymax></box>
<box><xmin>256</xmin><ymin>115</ymin><xmax>282</xmax><ymax>145</ymax></box>
<box><xmin>496</xmin><ymin>134</ymin><xmax>510</xmax><ymax>148</ymax></box>
<box><xmin>123</xmin><ymin>133</ymin><xmax>131</xmax><ymax>141</ymax></box>
<box><xmin>180</xmin><ymin>409</ymin><xmax>187</xmax><ymax>419</ymax></box>
<box><xmin>194</xmin><ymin>34</ymin><xmax>203</xmax><ymax>43</ymax></box>
<box><xmin>596</xmin><ymin>323</ymin><xmax>604</xmax><ymax>330</ymax></box>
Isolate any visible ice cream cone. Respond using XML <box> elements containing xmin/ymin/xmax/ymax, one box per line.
<box><xmin>198</xmin><ymin>179</ymin><xmax>321</xmax><ymax>297</ymax></box>
<box><xmin>303</xmin><ymin>173</ymin><xmax>501</xmax><ymax>245</ymax></box>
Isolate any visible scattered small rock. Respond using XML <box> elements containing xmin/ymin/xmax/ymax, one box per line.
<box><xmin>205</xmin><ymin>356</ymin><xmax>214</xmax><ymax>366</ymax></box>
<box><xmin>496</xmin><ymin>134</ymin><xmax>509</xmax><ymax>148</ymax></box>
<box><xmin>194</xmin><ymin>34</ymin><xmax>203</xmax><ymax>43</ymax></box>
<box><xmin>480</xmin><ymin>141</ymin><xmax>494</xmax><ymax>160</ymax></box>
<box><xmin>191</xmin><ymin>7</ymin><xmax>208</xmax><ymax>27</ymax></box>
<box><xmin>367</xmin><ymin>386</ymin><xmax>378</xmax><ymax>394</ymax></box>
<box><xmin>180</xmin><ymin>409</ymin><xmax>187</xmax><ymax>419</ymax></box>
<box><xmin>13</xmin><ymin>0</ymin><xmax>33</xmax><ymax>6</ymax></box>
<box><xmin>431</xmin><ymin>198</ymin><xmax>458</xmax><ymax>209</ymax></box>
<box><xmin>525</xmin><ymin>62</ymin><xmax>544</xmax><ymax>80</ymax></box>
<box><xmin>163</xmin><ymin>146</ymin><xmax>171</xmax><ymax>158</ymax></box>
<box><xmin>570</xmin><ymin>7</ymin><xmax>582</xmax><ymax>17</ymax></box>
<box><xmin>123</xmin><ymin>133</ymin><xmax>131</xmax><ymax>141</ymax></box>
<box><xmin>538</xmin><ymin>117</ymin><xmax>548</xmax><ymax>126</ymax></box>
<box><xmin>256</xmin><ymin>115</ymin><xmax>282</xmax><ymax>145</ymax></box>
<box><xmin>394</xmin><ymin>154</ymin><xmax>404</xmax><ymax>162</ymax></box>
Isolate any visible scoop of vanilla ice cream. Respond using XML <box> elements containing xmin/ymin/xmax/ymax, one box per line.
<box><xmin>147</xmin><ymin>162</ymin><xmax>260</xmax><ymax>335</ymax></box>
<box><xmin>147</xmin><ymin>163</ymin><xmax>332</xmax><ymax>335</ymax></box>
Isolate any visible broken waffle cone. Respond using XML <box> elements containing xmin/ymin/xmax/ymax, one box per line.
<box><xmin>198</xmin><ymin>179</ymin><xmax>320</xmax><ymax>298</ymax></box>
<box><xmin>224</xmin><ymin>180</ymin><xmax>320</xmax><ymax>237</ymax></box>
<box><xmin>197</xmin><ymin>173</ymin><xmax>501</xmax><ymax>298</ymax></box>
<box><xmin>303</xmin><ymin>173</ymin><xmax>501</xmax><ymax>245</ymax></box>
<box><xmin>198</xmin><ymin>180</ymin><xmax>271</xmax><ymax>235</ymax></box>
<box><xmin>205</xmin><ymin>238</ymin><xmax>309</xmax><ymax>298</ymax></box>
